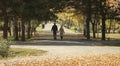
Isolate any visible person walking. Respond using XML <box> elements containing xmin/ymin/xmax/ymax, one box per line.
<box><xmin>59</xmin><ymin>26</ymin><xmax>64</xmax><ymax>40</ymax></box>
<box><xmin>51</xmin><ymin>23</ymin><xmax>58</xmax><ymax>40</ymax></box>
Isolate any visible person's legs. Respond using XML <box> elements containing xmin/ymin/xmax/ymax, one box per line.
<box><xmin>53</xmin><ymin>32</ymin><xmax>57</xmax><ymax>40</ymax></box>
<box><xmin>60</xmin><ymin>36</ymin><xmax>63</xmax><ymax>40</ymax></box>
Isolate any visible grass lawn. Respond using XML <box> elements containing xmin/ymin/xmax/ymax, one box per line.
<box><xmin>0</xmin><ymin>48</ymin><xmax>47</xmax><ymax>59</ymax></box>
<box><xmin>90</xmin><ymin>33</ymin><xmax>120</xmax><ymax>40</ymax></box>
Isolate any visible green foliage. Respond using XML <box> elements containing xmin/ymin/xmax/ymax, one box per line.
<box><xmin>0</xmin><ymin>39</ymin><xmax>10</xmax><ymax>57</ymax></box>
<box><xmin>70</xmin><ymin>26</ymin><xmax>77</xmax><ymax>30</ymax></box>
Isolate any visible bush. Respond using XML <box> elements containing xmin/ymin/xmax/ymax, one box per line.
<box><xmin>0</xmin><ymin>39</ymin><xmax>10</xmax><ymax>57</ymax></box>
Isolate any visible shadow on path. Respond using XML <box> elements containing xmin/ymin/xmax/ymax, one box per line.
<box><xmin>11</xmin><ymin>39</ymin><xmax>120</xmax><ymax>47</ymax></box>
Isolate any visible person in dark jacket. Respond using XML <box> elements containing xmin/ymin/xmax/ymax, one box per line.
<box><xmin>51</xmin><ymin>23</ymin><xmax>58</xmax><ymax>40</ymax></box>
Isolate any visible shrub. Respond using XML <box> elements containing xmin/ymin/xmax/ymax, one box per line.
<box><xmin>0</xmin><ymin>39</ymin><xmax>10</xmax><ymax>57</ymax></box>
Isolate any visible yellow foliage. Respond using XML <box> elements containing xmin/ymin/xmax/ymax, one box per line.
<box><xmin>56</xmin><ymin>12</ymin><xmax>84</xmax><ymax>25</ymax></box>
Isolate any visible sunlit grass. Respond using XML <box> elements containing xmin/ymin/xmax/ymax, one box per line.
<box><xmin>0</xmin><ymin>48</ymin><xmax>47</xmax><ymax>59</ymax></box>
<box><xmin>9</xmin><ymin>48</ymin><xmax>47</xmax><ymax>57</ymax></box>
<box><xmin>106</xmin><ymin>33</ymin><xmax>120</xmax><ymax>40</ymax></box>
<box><xmin>90</xmin><ymin>33</ymin><xmax>120</xmax><ymax>40</ymax></box>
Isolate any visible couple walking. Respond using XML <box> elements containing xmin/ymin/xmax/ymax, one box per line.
<box><xmin>51</xmin><ymin>23</ymin><xmax>64</xmax><ymax>40</ymax></box>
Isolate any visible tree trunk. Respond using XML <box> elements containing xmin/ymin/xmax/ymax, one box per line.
<box><xmin>108</xmin><ymin>19</ymin><xmax>112</xmax><ymax>33</ymax></box>
<box><xmin>21</xmin><ymin>18</ymin><xmax>25</xmax><ymax>41</ymax></box>
<box><xmin>83</xmin><ymin>21</ymin><xmax>87</xmax><ymax>37</ymax></box>
<box><xmin>92</xmin><ymin>20</ymin><xmax>96</xmax><ymax>38</ymax></box>
<box><xmin>86</xmin><ymin>17</ymin><xmax>90</xmax><ymax>39</ymax></box>
<box><xmin>100</xmin><ymin>0</ymin><xmax>106</xmax><ymax>40</ymax></box>
<box><xmin>3</xmin><ymin>14</ymin><xmax>8</xmax><ymax>39</ymax></box>
<box><xmin>86</xmin><ymin>1</ymin><xmax>91</xmax><ymax>39</ymax></box>
<box><xmin>8</xmin><ymin>22</ymin><xmax>11</xmax><ymax>36</ymax></box>
<box><xmin>112</xmin><ymin>20</ymin><xmax>116</xmax><ymax>33</ymax></box>
<box><xmin>13</xmin><ymin>17</ymin><xmax>19</xmax><ymax>40</ymax></box>
<box><xmin>101</xmin><ymin>14</ymin><xmax>106</xmax><ymax>40</ymax></box>
<box><xmin>95</xmin><ymin>20</ymin><xmax>98</xmax><ymax>37</ymax></box>
<box><xmin>18</xmin><ymin>22</ymin><xmax>21</xmax><ymax>37</ymax></box>
<box><xmin>27</xmin><ymin>20</ymin><xmax>31</xmax><ymax>39</ymax></box>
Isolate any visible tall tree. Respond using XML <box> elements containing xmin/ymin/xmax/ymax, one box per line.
<box><xmin>0</xmin><ymin>0</ymin><xmax>11</xmax><ymax>39</ymax></box>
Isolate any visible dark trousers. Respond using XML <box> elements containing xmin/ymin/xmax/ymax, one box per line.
<box><xmin>60</xmin><ymin>36</ymin><xmax>63</xmax><ymax>40</ymax></box>
<box><xmin>53</xmin><ymin>32</ymin><xmax>57</xmax><ymax>40</ymax></box>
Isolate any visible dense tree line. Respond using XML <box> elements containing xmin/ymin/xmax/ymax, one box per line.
<box><xmin>0</xmin><ymin>0</ymin><xmax>57</xmax><ymax>41</ymax></box>
<box><xmin>0</xmin><ymin>0</ymin><xmax>120</xmax><ymax>41</ymax></box>
<box><xmin>66</xmin><ymin>0</ymin><xmax>120</xmax><ymax>40</ymax></box>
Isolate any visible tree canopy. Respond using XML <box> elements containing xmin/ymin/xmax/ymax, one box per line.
<box><xmin>0</xmin><ymin>0</ymin><xmax>120</xmax><ymax>40</ymax></box>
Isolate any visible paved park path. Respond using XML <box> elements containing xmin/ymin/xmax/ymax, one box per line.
<box><xmin>12</xmin><ymin>40</ymin><xmax>120</xmax><ymax>57</ymax></box>
<box><xmin>0</xmin><ymin>23</ymin><xmax>120</xmax><ymax>63</ymax></box>
<box><xmin>11</xmin><ymin>23</ymin><xmax>120</xmax><ymax>57</ymax></box>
